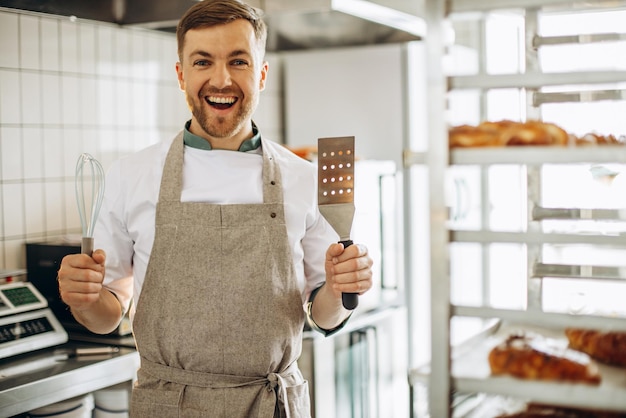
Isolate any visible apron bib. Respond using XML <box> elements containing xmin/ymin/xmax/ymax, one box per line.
<box><xmin>130</xmin><ymin>133</ymin><xmax>309</xmax><ymax>418</ymax></box>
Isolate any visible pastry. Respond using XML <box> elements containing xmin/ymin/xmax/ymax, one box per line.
<box><xmin>565</xmin><ymin>328</ymin><xmax>626</xmax><ymax>367</ymax></box>
<box><xmin>488</xmin><ymin>332</ymin><xmax>601</xmax><ymax>384</ymax></box>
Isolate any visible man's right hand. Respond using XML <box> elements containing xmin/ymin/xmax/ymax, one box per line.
<box><xmin>58</xmin><ymin>249</ymin><xmax>107</xmax><ymax>312</ymax></box>
<box><xmin>57</xmin><ymin>249</ymin><xmax>122</xmax><ymax>334</ymax></box>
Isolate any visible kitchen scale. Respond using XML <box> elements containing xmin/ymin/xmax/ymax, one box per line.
<box><xmin>0</xmin><ymin>281</ymin><xmax>68</xmax><ymax>359</ymax></box>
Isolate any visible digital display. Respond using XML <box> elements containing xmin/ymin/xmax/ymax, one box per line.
<box><xmin>3</xmin><ymin>286</ymin><xmax>40</xmax><ymax>307</ymax></box>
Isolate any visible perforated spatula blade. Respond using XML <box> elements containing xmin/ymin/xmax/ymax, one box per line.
<box><xmin>318</xmin><ymin>136</ymin><xmax>358</xmax><ymax>310</ymax></box>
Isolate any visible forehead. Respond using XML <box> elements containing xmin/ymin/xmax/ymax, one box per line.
<box><xmin>181</xmin><ymin>19</ymin><xmax>258</xmax><ymax>57</ymax></box>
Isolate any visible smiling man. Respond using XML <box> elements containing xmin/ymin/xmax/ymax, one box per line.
<box><xmin>56</xmin><ymin>1</ymin><xmax>374</xmax><ymax>417</ymax></box>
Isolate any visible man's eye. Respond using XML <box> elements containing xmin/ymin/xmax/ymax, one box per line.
<box><xmin>232</xmin><ymin>59</ymin><xmax>248</xmax><ymax>66</ymax></box>
<box><xmin>194</xmin><ymin>60</ymin><xmax>209</xmax><ymax>66</ymax></box>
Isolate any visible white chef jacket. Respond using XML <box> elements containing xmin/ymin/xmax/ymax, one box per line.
<box><xmin>95</xmin><ymin>128</ymin><xmax>338</xmax><ymax>322</ymax></box>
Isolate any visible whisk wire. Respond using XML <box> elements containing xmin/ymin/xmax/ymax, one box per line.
<box><xmin>75</xmin><ymin>153</ymin><xmax>105</xmax><ymax>255</ymax></box>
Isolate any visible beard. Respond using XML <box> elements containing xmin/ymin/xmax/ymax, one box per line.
<box><xmin>187</xmin><ymin>88</ymin><xmax>258</xmax><ymax>140</ymax></box>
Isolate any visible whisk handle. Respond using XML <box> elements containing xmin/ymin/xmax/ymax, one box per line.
<box><xmin>81</xmin><ymin>237</ymin><xmax>94</xmax><ymax>256</ymax></box>
<box><xmin>339</xmin><ymin>239</ymin><xmax>358</xmax><ymax>310</ymax></box>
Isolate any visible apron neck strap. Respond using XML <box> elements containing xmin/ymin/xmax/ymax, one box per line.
<box><xmin>158</xmin><ymin>132</ymin><xmax>284</xmax><ymax>205</ymax></box>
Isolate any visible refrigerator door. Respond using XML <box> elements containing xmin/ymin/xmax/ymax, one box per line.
<box><xmin>301</xmin><ymin>307</ymin><xmax>409</xmax><ymax>418</ymax></box>
<box><xmin>282</xmin><ymin>43</ymin><xmax>413</xmax><ymax>167</ymax></box>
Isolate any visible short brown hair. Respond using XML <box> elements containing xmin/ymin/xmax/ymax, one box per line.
<box><xmin>176</xmin><ymin>0</ymin><xmax>267</xmax><ymax>61</ymax></box>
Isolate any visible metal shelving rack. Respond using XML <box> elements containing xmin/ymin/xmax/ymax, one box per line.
<box><xmin>405</xmin><ymin>0</ymin><xmax>626</xmax><ymax>416</ymax></box>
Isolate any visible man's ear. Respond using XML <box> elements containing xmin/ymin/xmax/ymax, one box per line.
<box><xmin>259</xmin><ymin>61</ymin><xmax>269</xmax><ymax>91</ymax></box>
<box><xmin>176</xmin><ymin>61</ymin><xmax>185</xmax><ymax>91</ymax></box>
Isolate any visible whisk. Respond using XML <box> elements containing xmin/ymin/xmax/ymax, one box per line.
<box><xmin>75</xmin><ymin>153</ymin><xmax>105</xmax><ymax>256</ymax></box>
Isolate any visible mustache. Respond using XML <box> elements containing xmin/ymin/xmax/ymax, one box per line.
<box><xmin>200</xmin><ymin>87</ymin><xmax>238</xmax><ymax>96</ymax></box>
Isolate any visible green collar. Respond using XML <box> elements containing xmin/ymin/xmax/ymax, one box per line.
<box><xmin>183</xmin><ymin>120</ymin><xmax>261</xmax><ymax>152</ymax></box>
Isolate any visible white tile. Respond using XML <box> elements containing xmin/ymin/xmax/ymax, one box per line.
<box><xmin>21</xmin><ymin>72</ymin><xmax>43</xmax><ymax>125</ymax></box>
<box><xmin>0</xmin><ymin>12</ymin><xmax>19</xmax><ymax>69</ymax></box>
<box><xmin>21</xmin><ymin>127</ymin><xmax>44</xmax><ymax>179</ymax></box>
<box><xmin>142</xmin><ymin>81</ymin><xmax>160</xmax><ymax>126</ymax></box>
<box><xmin>61</xmin><ymin>74</ymin><xmax>80</xmax><ymax>125</ymax></box>
<box><xmin>24</xmin><ymin>182</ymin><xmax>46</xmax><ymax>236</ymax></box>
<box><xmin>44</xmin><ymin>181</ymin><xmax>65</xmax><ymax>232</ymax></box>
<box><xmin>130</xmin><ymin>81</ymin><xmax>147</xmax><ymax>126</ymax></box>
<box><xmin>63</xmin><ymin>128</ymin><xmax>81</xmax><ymax>177</ymax></box>
<box><xmin>1</xmin><ymin>127</ymin><xmax>23</xmax><ymax>180</ymax></box>
<box><xmin>60</xmin><ymin>20</ymin><xmax>79</xmax><ymax>73</ymax></box>
<box><xmin>2</xmin><ymin>183</ymin><xmax>25</xmax><ymax>238</ymax></box>
<box><xmin>3</xmin><ymin>239</ymin><xmax>25</xmax><ymax>269</ymax></box>
<box><xmin>114</xmin><ymin>30</ymin><xmax>131</xmax><ymax>78</ymax></box>
<box><xmin>78</xmin><ymin>24</ymin><xmax>97</xmax><ymax>75</ymax></box>
<box><xmin>19</xmin><ymin>15</ymin><xmax>41</xmax><ymax>70</ymax></box>
<box><xmin>41</xmin><ymin>73</ymin><xmax>62</xmax><ymax>125</ymax></box>
<box><xmin>80</xmin><ymin>128</ymin><xmax>102</xmax><ymax>160</ymax></box>
<box><xmin>130</xmin><ymin>31</ymin><xmax>146</xmax><ymax>80</ymax></box>
<box><xmin>97</xmin><ymin>78</ymin><xmax>116</xmax><ymax>125</ymax></box>
<box><xmin>143</xmin><ymin>37</ymin><xmax>161</xmax><ymax>82</ymax></box>
<box><xmin>0</xmin><ymin>70</ymin><xmax>21</xmax><ymax>124</ymax></box>
<box><xmin>116</xmin><ymin>79</ymin><xmax>132</xmax><ymax>127</ymax></box>
<box><xmin>96</xmin><ymin>26</ymin><xmax>115</xmax><ymax>76</ymax></box>
<box><xmin>159</xmin><ymin>83</ymin><xmax>185</xmax><ymax>129</ymax></box>
<box><xmin>79</xmin><ymin>77</ymin><xmax>98</xmax><ymax>125</ymax></box>
<box><xmin>64</xmin><ymin>179</ymin><xmax>81</xmax><ymax>233</ymax></box>
<box><xmin>160</xmin><ymin>37</ymin><xmax>178</xmax><ymax>81</ymax></box>
<box><xmin>43</xmin><ymin>128</ymin><xmax>64</xmax><ymax>178</ymax></box>
<box><xmin>40</xmin><ymin>18</ymin><xmax>60</xmax><ymax>72</ymax></box>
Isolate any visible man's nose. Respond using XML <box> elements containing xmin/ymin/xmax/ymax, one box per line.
<box><xmin>210</xmin><ymin>64</ymin><xmax>232</xmax><ymax>88</ymax></box>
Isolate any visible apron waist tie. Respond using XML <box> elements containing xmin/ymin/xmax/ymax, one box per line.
<box><xmin>140</xmin><ymin>356</ymin><xmax>297</xmax><ymax>418</ymax></box>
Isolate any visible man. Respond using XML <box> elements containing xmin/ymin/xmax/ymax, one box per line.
<box><xmin>57</xmin><ymin>0</ymin><xmax>373</xmax><ymax>417</ymax></box>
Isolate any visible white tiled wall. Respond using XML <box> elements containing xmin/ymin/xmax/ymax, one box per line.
<box><xmin>0</xmin><ymin>8</ymin><xmax>284</xmax><ymax>270</ymax></box>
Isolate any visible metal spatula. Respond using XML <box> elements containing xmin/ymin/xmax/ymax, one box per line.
<box><xmin>318</xmin><ymin>136</ymin><xmax>358</xmax><ymax>310</ymax></box>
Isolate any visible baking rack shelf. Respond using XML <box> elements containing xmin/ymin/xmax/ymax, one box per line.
<box><xmin>452</xmin><ymin>146</ymin><xmax>626</xmax><ymax>165</ymax></box>
<box><xmin>451</xmin><ymin>230</ymin><xmax>626</xmax><ymax>245</ymax></box>
<box><xmin>451</xmin><ymin>71</ymin><xmax>626</xmax><ymax>90</ymax></box>
<box><xmin>451</xmin><ymin>306</ymin><xmax>626</xmax><ymax>331</ymax></box>
<box><xmin>533</xmin><ymin>262</ymin><xmax>626</xmax><ymax>280</ymax></box>
<box><xmin>450</xmin><ymin>0</ymin><xmax>626</xmax><ymax>14</ymax></box>
<box><xmin>409</xmin><ymin>323</ymin><xmax>626</xmax><ymax>413</ymax></box>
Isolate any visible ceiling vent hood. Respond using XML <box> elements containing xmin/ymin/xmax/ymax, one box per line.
<box><xmin>0</xmin><ymin>0</ymin><xmax>426</xmax><ymax>51</ymax></box>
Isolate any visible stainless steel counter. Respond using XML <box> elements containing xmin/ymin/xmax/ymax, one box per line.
<box><xmin>0</xmin><ymin>342</ymin><xmax>139</xmax><ymax>417</ymax></box>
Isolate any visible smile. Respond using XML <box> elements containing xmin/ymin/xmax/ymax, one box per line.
<box><xmin>206</xmin><ymin>96</ymin><xmax>237</xmax><ymax>109</ymax></box>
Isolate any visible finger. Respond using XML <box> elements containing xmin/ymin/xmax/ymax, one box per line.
<box><xmin>325</xmin><ymin>243</ymin><xmax>345</xmax><ymax>261</ymax></box>
<box><xmin>332</xmin><ymin>243</ymin><xmax>368</xmax><ymax>263</ymax></box>
<box><xmin>332</xmin><ymin>272</ymin><xmax>373</xmax><ymax>294</ymax></box>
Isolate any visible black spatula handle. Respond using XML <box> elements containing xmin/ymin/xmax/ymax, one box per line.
<box><xmin>339</xmin><ymin>239</ymin><xmax>358</xmax><ymax>310</ymax></box>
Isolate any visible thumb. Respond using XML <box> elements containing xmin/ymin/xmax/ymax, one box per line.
<box><xmin>326</xmin><ymin>243</ymin><xmax>345</xmax><ymax>260</ymax></box>
<box><xmin>92</xmin><ymin>249</ymin><xmax>107</xmax><ymax>266</ymax></box>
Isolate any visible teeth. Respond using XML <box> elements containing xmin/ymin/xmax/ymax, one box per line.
<box><xmin>208</xmin><ymin>96</ymin><xmax>236</xmax><ymax>104</ymax></box>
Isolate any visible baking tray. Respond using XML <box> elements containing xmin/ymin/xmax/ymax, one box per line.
<box><xmin>410</xmin><ymin>321</ymin><xmax>626</xmax><ymax>413</ymax></box>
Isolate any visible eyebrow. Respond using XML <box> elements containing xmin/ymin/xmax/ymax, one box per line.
<box><xmin>189</xmin><ymin>49</ymin><xmax>251</xmax><ymax>59</ymax></box>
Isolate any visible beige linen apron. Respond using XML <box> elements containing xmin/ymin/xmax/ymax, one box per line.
<box><xmin>130</xmin><ymin>133</ymin><xmax>310</xmax><ymax>418</ymax></box>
